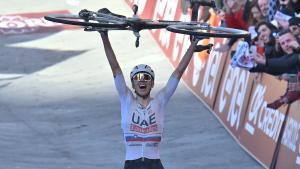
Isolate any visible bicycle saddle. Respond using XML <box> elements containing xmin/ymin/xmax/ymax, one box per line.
<box><xmin>98</xmin><ymin>8</ymin><xmax>126</xmax><ymax>18</ymax></box>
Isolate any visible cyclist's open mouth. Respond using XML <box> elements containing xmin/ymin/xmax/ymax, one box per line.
<box><xmin>139</xmin><ymin>84</ymin><xmax>146</xmax><ymax>89</ymax></box>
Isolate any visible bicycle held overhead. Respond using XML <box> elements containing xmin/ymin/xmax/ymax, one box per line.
<box><xmin>44</xmin><ymin>1</ymin><xmax>250</xmax><ymax>47</ymax></box>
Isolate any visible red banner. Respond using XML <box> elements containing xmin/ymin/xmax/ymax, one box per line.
<box><xmin>0</xmin><ymin>10</ymin><xmax>78</xmax><ymax>35</ymax></box>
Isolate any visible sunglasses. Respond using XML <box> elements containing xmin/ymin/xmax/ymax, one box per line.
<box><xmin>132</xmin><ymin>73</ymin><xmax>152</xmax><ymax>81</ymax></box>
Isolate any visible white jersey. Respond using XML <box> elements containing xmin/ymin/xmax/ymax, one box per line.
<box><xmin>114</xmin><ymin>74</ymin><xmax>179</xmax><ymax>160</ymax></box>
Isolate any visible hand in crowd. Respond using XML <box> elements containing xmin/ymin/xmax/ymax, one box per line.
<box><xmin>254</xmin><ymin>39</ymin><xmax>264</xmax><ymax>48</ymax></box>
<box><xmin>223</xmin><ymin>0</ymin><xmax>242</xmax><ymax>13</ymax></box>
<box><xmin>289</xmin><ymin>40</ymin><xmax>300</xmax><ymax>50</ymax></box>
<box><xmin>277</xmin><ymin>74</ymin><xmax>292</xmax><ymax>81</ymax></box>
<box><xmin>252</xmin><ymin>52</ymin><xmax>266</xmax><ymax>65</ymax></box>
<box><xmin>288</xmin><ymin>82</ymin><xmax>300</xmax><ymax>91</ymax></box>
<box><xmin>216</xmin><ymin>9</ymin><xmax>225</xmax><ymax>18</ymax></box>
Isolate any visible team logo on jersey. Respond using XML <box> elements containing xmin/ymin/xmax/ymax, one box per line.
<box><xmin>130</xmin><ymin>112</ymin><xmax>158</xmax><ymax>133</ymax></box>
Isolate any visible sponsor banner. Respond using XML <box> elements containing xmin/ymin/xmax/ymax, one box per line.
<box><xmin>240</xmin><ymin>74</ymin><xmax>288</xmax><ymax>167</ymax></box>
<box><xmin>137</xmin><ymin>0</ymin><xmax>227</xmax><ymax>108</ymax></box>
<box><xmin>0</xmin><ymin>10</ymin><xmax>78</xmax><ymax>35</ymax></box>
<box><xmin>276</xmin><ymin>101</ymin><xmax>300</xmax><ymax>169</ymax></box>
<box><xmin>213</xmin><ymin>43</ymin><xmax>254</xmax><ymax>138</ymax></box>
<box><xmin>181</xmin><ymin>38</ymin><xmax>228</xmax><ymax>108</ymax></box>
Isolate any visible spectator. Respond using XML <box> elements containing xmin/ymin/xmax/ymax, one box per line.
<box><xmin>223</xmin><ymin>0</ymin><xmax>249</xmax><ymax>30</ymax></box>
<box><xmin>250</xmin><ymin>30</ymin><xmax>300</xmax><ymax>109</ymax></box>
<box><xmin>290</xmin><ymin>0</ymin><xmax>300</xmax><ymax>13</ymax></box>
<box><xmin>289</xmin><ymin>16</ymin><xmax>300</xmax><ymax>38</ymax></box>
<box><xmin>249</xmin><ymin>2</ymin><xmax>264</xmax><ymax>25</ymax></box>
<box><xmin>254</xmin><ymin>21</ymin><xmax>281</xmax><ymax>59</ymax></box>
<box><xmin>251</xmin><ymin>30</ymin><xmax>299</xmax><ymax>74</ymax></box>
<box><xmin>278</xmin><ymin>0</ymin><xmax>295</xmax><ymax>12</ymax></box>
<box><xmin>258</xmin><ymin>0</ymin><xmax>271</xmax><ymax>20</ymax></box>
<box><xmin>214</xmin><ymin>0</ymin><xmax>249</xmax><ymax>52</ymax></box>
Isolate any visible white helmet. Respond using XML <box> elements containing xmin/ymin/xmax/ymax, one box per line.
<box><xmin>130</xmin><ymin>64</ymin><xmax>155</xmax><ymax>80</ymax></box>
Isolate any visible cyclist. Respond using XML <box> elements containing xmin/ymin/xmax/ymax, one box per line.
<box><xmin>99</xmin><ymin>30</ymin><xmax>199</xmax><ymax>169</ymax></box>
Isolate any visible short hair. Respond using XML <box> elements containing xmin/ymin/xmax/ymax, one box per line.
<box><xmin>277</xmin><ymin>29</ymin><xmax>293</xmax><ymax>38</ymax></box>
<box><xmin>276</xmin><ymin>29</ymin><xmax>297</xmax><ymax>54</ymax></box>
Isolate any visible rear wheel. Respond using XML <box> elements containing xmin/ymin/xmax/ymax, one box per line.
<box><xmin>167</xmin><ymin>24</ymin><xmax>250</xmax><ymax>38</ymax></box>
<box><xmin>44</xmin><ymin>14</ymin><xmax>128</xmax><ymax>29</ymax></box>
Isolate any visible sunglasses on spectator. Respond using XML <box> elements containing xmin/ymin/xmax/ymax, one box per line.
<box><xmin>133</xmin><ymin>73</ymin><xmax>152</xmax><ymax>81</ymax></box>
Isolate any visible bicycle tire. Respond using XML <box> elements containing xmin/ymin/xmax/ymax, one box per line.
<box><xmin>44</xmin><ymin>14</ymin><xmax>128</xmax><ymax>29</ymax></box>
<box><xmin>167</xmin><ymin>25</ymin><xmax>250</xmax><ymax>38</ymax></box>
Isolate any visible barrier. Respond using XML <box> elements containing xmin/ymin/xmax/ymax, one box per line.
<box><xmin>275</xmin><ymin>102</ymin><xmax>300</xmax><ymax>169</ymax></box>
<box><xmin>240</xmin><ymin>74</ymin><xmax>288</xmax><ymax>168</ymax></box>
<box><xmin>124</xmin><ymin>0</ymin><xmax>300</xmax><ymax>168</ymax></box>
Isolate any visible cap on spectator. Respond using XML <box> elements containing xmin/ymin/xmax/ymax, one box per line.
<box><xmin>289</xmin><ymin>17</ymin><xmax>300</xmax><ymax>27</ymax></box>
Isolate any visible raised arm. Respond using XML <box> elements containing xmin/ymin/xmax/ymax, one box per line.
<box><xmin>100</xmin><ymin>32</ymin><xmax>129</xmax><ymax>97</ymax></box>
<box><xmin>156</xmin><ymin>39</ymin><xmax>200</xmax><ymax>105</ymax></box>
<box><xmin>100</xmin><ymin>32</ymin><xmax>122</xmax><ymax>77</ymax></box>
<box><xmin>172</xmin><ymin>39</ymin><xmax>198</xmax><ymax>79</ymax></box>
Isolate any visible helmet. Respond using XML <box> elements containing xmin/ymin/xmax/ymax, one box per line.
<box><xmin>130</xmin><ymin>64</ymin><xmax>155</xmax><ymax>80</ymax></box>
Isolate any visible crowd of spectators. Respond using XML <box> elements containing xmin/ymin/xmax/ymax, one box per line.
<box><xmin>214</xmin><ymin>0</ymin><xmax>300</xmax><ymax>109</ymax></box>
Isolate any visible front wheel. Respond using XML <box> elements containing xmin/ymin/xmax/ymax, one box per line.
<box><xmin>167</xmin><ymin>24</ymin><xmax>250</xmax><ymax>39</ymax></box>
